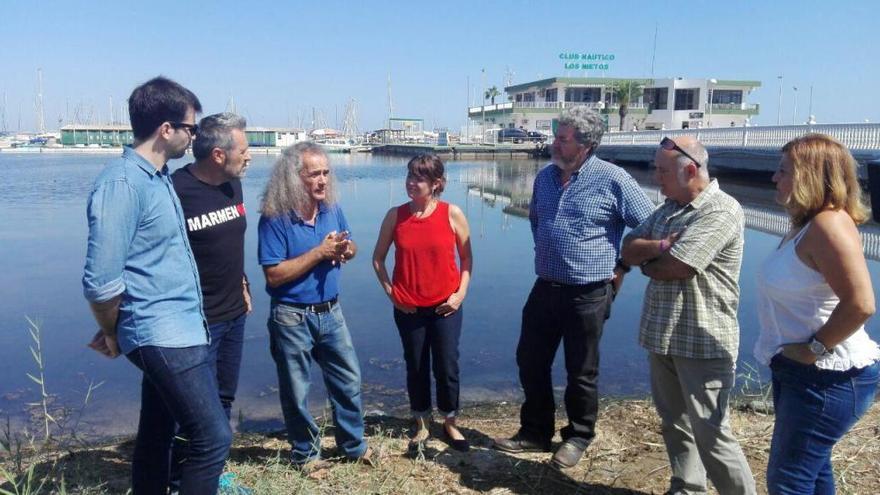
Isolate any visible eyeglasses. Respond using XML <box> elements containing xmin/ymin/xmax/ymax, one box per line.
<box><xmin>660</xmin><ymin>137</ymin><xmax>702</xmax><ymax>168</ymax></box>
<box><xmin>169</xmin><ymin>122</ymin><xmax>198</xmax><ymax>136</ymax></box>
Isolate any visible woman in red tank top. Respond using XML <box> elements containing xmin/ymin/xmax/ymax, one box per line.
<box><xmin>372</xmin><ymin>154</ymin><xmax>473</xmax><ymax>453</ymax></box>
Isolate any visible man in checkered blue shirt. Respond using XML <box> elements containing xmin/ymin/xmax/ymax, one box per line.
<box><xmin>493</xmin><ymin>106</ymin><xmax>653</xmax><ymax>468</ymax></box>
<box><xmin>621</xmin><ymin>136</ymin><xmax>755</xmax><ymax>495</ymax></box>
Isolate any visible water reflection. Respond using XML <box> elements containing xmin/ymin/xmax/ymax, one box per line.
<box><xmin>1</xmin><ymin>153</ymin><xmax>878</xmax><ymax>439</ymax></box>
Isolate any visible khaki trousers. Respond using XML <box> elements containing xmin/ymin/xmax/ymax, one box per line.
<box><xmin>649</xmin><ymin>353</ymin><xmax>756</xmax><ymax>495</ymax></box>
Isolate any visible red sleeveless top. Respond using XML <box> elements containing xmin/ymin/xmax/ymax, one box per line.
<box><xmin>392</xmin><ymin>201</ymin><xmax>461</xmax><ymax>307</ymax></box>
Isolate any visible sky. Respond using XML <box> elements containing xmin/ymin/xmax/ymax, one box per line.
<box><xmin>0</xmin><ymin>0</ymin><xmax>875</xmax><ymax>132</ymax></box>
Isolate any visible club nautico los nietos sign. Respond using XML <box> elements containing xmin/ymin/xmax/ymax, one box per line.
<box><xmin>560</xmin><ymin>52</ymin><xmax>615</xmax><ymax>71</ymax></box>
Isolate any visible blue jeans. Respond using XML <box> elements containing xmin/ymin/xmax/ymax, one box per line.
<box><xmin>393</xmin><ymin>306</ymin><xmax>463</xmax><ymax>416</ymax></box>
<box><xmin>268</xmin><ymin>302</ymin><xmax>367</xmax><ymax>464</ymax></box>
<box><xmin>767</xmin><ymin>355</ymin><xmax>880</xmax><ymax>495</ymax></box>
<box><xmin>207</xmin><ymin>313</ymin><xmax>247</xmax><ymax>419</ymax></box>
<box><xmin>170</xmin><ymin>313</ymin><xmax>246</xmax><ymax>491</ymax></box>
<box><xmin>127</xmin><ymin>344</ymin><xmax>232</xmax><ymax>495</ymax></box>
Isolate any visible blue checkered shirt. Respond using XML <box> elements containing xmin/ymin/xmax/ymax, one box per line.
<box><xmin>529</xmin><ymin>155</ymin><xmax>654</xmax><ymax>284</ymax></box>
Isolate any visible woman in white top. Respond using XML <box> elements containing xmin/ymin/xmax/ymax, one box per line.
<box><xmin>755</xmin><ymin>133</ymin><xmax>880</xmax><ymax>494</ymax></box>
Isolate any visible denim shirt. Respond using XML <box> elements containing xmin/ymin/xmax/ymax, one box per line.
<box><xmin>82</xmin><ymin>147</ymin><xmax>208</xmax><ymax>354</ymax></box>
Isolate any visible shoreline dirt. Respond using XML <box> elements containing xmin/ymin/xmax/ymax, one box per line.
<box><xmin>3</xmin><ymin>399</ymin><xmax>879</xmax><ymax>494</ymax></box>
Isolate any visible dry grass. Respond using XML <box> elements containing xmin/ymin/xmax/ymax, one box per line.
<box><xmin>3</xmin><ymin>400</ymin><xmax>879</xmax><ymax>494</ymax></box>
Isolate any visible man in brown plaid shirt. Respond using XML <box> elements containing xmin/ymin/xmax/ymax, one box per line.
<box><xmin>621</xmin><ymin>136</ymin><xmax>756</xmax><ymax>495</ymax></box>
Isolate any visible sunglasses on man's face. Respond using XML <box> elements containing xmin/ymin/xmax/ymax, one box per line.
<box><xmin>660</xmin><ymin>137</ymin><xmax>702</xmax><ymax>168</ymax></box>
<box><xmin>170</xmin><ymin>122</ymin><xmax>199</xmax><ymax>136</ymax></box>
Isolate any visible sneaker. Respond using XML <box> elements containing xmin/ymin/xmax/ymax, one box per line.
<box><xmin>492</xmin><ymin>433</ymin><xmax>551</xmax><ymax>453</ymax></box>
<box><xmin>550</xmin><ymin>440</ymin><xmax>587</xmax><ymax>469</ymax></box>
<box><xmin>218</xmin><ymin>472</ymin><xmax>254</xmax><ymax>495</ymax></box>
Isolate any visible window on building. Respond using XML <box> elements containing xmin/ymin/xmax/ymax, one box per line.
<box><xmin>545</xmin><ymin>88</ymin><xmax>558</xmax><ymax>102</ymax></box>
<box><xmin>604</xmin><ymin>90</ymin><xmax>616</xmax><ymax>107</ymax></box>
<box><xmin>643</xmin><ymin>88</ymin><xmax>668</xmax><ymax>110</ymax></box>
<box><xmin>674</xmin><ymin>89</ymin><xmax>700</xmax><ymax>110</ymax></box>
<box><xmin>564</xmin><ymin>88</ymin><xmax>601</xmax><ymax>103</ymax></box>
<box><xmin>523</xmin><ymin>92</ymin><xmax>535</xmax><ymax>102</ymax></box>
<box><xmin>711</xmin><ymin>89</ymin><xmax>743</xmax><ymax>105</ymax></box>
<box><xmin>515</xmin><ymin>93</ymin><xmax>523</xmax><ymax>102</ymax></box>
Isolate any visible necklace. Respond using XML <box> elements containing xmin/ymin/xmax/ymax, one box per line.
<box><xmin>410</xmin><ymin>199</ymin><xmax>437</xmax><ymax>218</ymax></box>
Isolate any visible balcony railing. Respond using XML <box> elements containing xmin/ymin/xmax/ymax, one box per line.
<box><xmin>709</xmin><ymin>103</ymin><xmax>760</xmax><ymax>112</ymax></box>
<box><xmin>467</xmin><ymin>101</ymin><xmax>649</xmax><ymax>113</ymax></box>
<box><xmin>603</xmin><ymin>123</ymin><xmax>880</xmax><ymax>150</ymax></box>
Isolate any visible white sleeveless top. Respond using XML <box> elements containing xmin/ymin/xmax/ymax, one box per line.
<box><xmin>754</xmin><ymin>222</ymin><xmax>880</xmax><ymax>370</ymax></box>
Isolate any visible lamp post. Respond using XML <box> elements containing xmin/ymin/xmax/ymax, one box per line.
<box><xmin>777</xmin><ymin>75</ymin><xmax>784</xmax><ymax>126</ymax></box>
<box><xmin>707</xmin><ymin>78</ymin><xmax>717</xmax><ymax>128</ymax></box>
<box><xmin>792</xmin><ymin>86</ymin><xmax>799</xmax><ymax>124</ymax></box>
<box><xmin>808</xmin><ymin>85</ymin><xmax>814</xmax><ymax>123</ymax></box>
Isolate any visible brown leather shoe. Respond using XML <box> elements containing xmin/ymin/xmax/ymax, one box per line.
<box><xmin>492</xmin><ymin>434</ymin><xmax>551</xmax><ymax>453</ymax></box>
<box><xmin>550</xmin><ymin>440</ymin><xmax>587</xmax><ymax>468</ymax></box>
<box><xmin>352</xmin><ymin>446</ymin><xmax>376</xmax><ymax>467</ymax></box>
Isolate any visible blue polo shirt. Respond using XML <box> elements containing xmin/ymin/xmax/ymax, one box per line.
<box><xmin>258</xmin><ymin>203</ymin><xmax>351</xmax><ymax>304</ymax></box>
<box><xmin>529</xmin><ymin>155</ymin><xmax>654</xmax><ymax>285</ymax></box>
<box><xmin>82</xmin><ymin>147</ymin><xmax>208</xmax><ymax>354</ymax></box>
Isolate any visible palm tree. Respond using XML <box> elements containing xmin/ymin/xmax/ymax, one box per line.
<box><xmin>612</xmin><ymin>81</ymin><xmax>644</xmax><ymax>131</ymax></box>
<box><xmin>484</xmin><ymin>86</ymin><xmax>500</xmax><ymax>105</ymax></box>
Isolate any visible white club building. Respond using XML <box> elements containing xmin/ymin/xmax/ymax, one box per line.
<box><xmin>467</xmin><ymin>77</ymin><xmax>760</xmax><ymax>137</ymax></box>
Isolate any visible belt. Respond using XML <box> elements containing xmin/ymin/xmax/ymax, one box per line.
<box><xmin>537</xmin><ymin>278</ymin><xmax>608</xmax><ymax>290</ymax></box>
<box><xmin>278</xmin><ymin>298</ymin><xmax>338</xmax><ymax>313</ymax></box>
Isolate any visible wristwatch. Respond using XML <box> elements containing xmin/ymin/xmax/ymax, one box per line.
<box><xmin>808</xmin><ymin>337</ymin><xmax>832</xmax><ymax>357</ymax></box>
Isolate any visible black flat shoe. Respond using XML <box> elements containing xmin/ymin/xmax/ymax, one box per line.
<box><xmin>443</xmin><ymin>430</ymin><xmax>470</xmax><ymax>452</ymax></box>
<box><xmin>443</xmin><ymin>425</ymin><xmax>471</xmax><ymax>452</ymax></box>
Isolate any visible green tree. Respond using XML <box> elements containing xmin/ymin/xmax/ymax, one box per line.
<box><xmin>484</xmin><ymin>86</ymin><xmax>500</xmax><ymax>105</ymax></box>
<box><xmin>613</xmin><ymin>81</ymin><xmax>644</xmax><ymax>131</ymax></box>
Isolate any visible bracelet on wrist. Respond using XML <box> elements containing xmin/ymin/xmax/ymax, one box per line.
<box><xmin>659</xmin><ymin>239</ymin><xmax>670</xmax><ymax>252</ymax></box>
<box><xmin>615</xmin><ymin>258</ymin><xmax>631</xmax><ymax>273</ymax></box>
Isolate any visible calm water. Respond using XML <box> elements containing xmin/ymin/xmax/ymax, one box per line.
<box><xmin>2</xmin><ymin>152</ymin><xmax>879</xmax><ymax>437</ymax></box>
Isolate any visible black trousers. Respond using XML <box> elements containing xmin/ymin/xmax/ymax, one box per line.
<box><xmin>394</xmin><ymin>306</ymin><xmax>463</xmax><ymax>415</ymax></box>
<box><xmin>516</xmin><ymin>278</ymin><xmax>613</xmax><ymax>447</ymax></box>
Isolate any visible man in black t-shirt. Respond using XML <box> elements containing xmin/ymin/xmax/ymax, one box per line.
<box><xmin>171</xmin><ymin>113</ymin><xmax>251</xmax><ymax>487</ymax></box>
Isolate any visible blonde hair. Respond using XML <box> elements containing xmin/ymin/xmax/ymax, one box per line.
<box><xmin>781</xmin><ymin>133</ymin><xmax>868</xmax><ymax>227</ymax></box>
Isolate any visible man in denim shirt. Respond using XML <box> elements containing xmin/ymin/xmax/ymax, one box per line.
<box><xmin>82</xmin><ymin>77</ymin><xmax>232</xmax><ymax>494</ymax></box>
<box><xmin>258</xmin><ymin>142</ymin><xmax>371</xmax><ymax>470</ymax></box>
<box><xmin>494</xmin><ymin>106</ymin><xmax>653</xmax><ymax>468</ymax></box>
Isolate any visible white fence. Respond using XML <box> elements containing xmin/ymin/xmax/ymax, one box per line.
<box><xmin>604</xmin><ymin>123</ymin><xmax>880</xmax><ymax>151</ymax></box>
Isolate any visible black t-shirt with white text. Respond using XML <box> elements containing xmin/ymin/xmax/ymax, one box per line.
<box><xmin>172</xmin><ymin>164</ymin><xmax>247</xmax><ymax>324</ymax></box>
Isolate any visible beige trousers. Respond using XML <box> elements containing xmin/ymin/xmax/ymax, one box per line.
<box><xmin>649</xmin><ymin>353</ymin><xmax>756</xmax><ymax>495</ymax></box>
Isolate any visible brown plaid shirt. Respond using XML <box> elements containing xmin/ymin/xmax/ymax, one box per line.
<box><xmin>627</xmin><ymin>180</ymin><xmax>744</xmax><ymax>360</ymax></box>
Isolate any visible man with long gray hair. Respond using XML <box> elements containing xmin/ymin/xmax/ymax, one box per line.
<box><xmin>171</xmin><ymin>112</ymin><xmax>252</xmax><ymax>490</ymax></box>
<box><xmin>258</xmin><ymin>142</ymin><xmax>371</xmax><ymax>470</ymax></box>
<box><xmin>621</xmin><ymin>136</ymin><xmax>755</xmax><ymax>494</ymax></box>
<box><xmin>494</xmin><ymin>106</ymin><xmax>653</xmax><ymax>468</ymax></box>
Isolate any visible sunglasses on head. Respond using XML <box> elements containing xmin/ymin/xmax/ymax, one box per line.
<box><xmin>170</xmin><ymin>122</ymin><xmax>199</xmax><ymax>136</ymax></box>
<box><xmin>660</xmin><ymin>137</ymin><xmax>702</xmax><ymax>168</ymax></box>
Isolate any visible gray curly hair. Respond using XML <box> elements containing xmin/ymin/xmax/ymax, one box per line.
<box><xmin>260</xmin><ymin>142</ymin><xmax>337</xmax><ymax>217</ymax></box>
<box><xmin>558</xmin><ymin>106</ymin><xmax>606</xmax><ymax>148</ymax></box>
